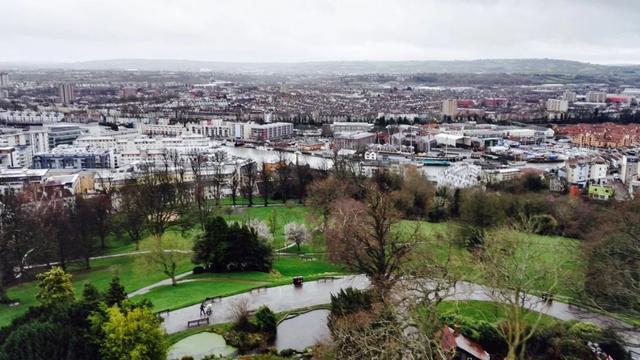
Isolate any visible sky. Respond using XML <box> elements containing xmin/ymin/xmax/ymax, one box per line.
<box><xmin>1</xmin><ymin>0</ymin><xmax>639</xmax><ymax>64</ymax></box>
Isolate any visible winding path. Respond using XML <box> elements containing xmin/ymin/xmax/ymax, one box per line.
<box><xmin>155</xmin><ymin>275</ymin><xmax>639</xmax><ymax>357</ymax></box>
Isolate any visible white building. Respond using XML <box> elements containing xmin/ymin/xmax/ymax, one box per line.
<box><xmin>0</xmin><ymin>110</ymin><xmax>64</xmax><ymax>125</ymax></box>
<box><xmin>442</xmin><ymin>99</ymin><xmax>458</xmax><ymax>117</ymax></box>
<box><xmin>0</xmin><ymin>72</ymin><xmax>9</xmax><ymax>88</ymax></box>
<box><xmin>562</xmin><ymin>90</ymin><xmax>577</xmax><ymax>102</ymax></box>
<box><xmin>546</xmin><ymin>99</ymin><xmax>569</xmax><ymax>113</ymax></box>
<box><xmin>586</xmin><ymin>91</ymin><xmax>606</xmax><ymax>103</ymax></box>
<box><xmin>332</xmin><ymin>122</ymin><xmax>374</xmax><ymax>134</ymax></box>
<box><xmin>436</xmin><ymin>162</ymin><xmax>481</xmax><ymax>188</ymax></box>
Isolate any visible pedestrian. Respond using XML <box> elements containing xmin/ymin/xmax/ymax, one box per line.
<box><xmin>199</xmin><ymin>302</ymin><xmax>205</xmax><ymax>316</ymax></box>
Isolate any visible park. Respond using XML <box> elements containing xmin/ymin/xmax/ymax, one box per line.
<box><xmin>0</xmin><ymin>166</ymin><xmax>638</xmax><ymax>360</ymax></box>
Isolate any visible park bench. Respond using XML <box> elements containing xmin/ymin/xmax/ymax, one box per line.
<box><xmin>187</xmin><ymin>317</ymin><xmax>210</xmax><ymax>328</ymax></box>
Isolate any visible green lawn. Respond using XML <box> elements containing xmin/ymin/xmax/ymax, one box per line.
<box><xmin>398</xmin><ymin>220</ymin><xmax>585</xmax><ymax>297</ymax></box>
<box><xmin>133</xmin><ymin>256</ymin><xmax>345</xmax><ymax>312</ymax></box>
<box><xmin>223</xmin><ymin>205</ymin><xmax>314</xmax><ymax>249</ymax></box>
<box><xmin>134</xmin><ymin>281</ymin><xmax>258</xmax><ymax>312</ymax></box>
<box><xmin>437</xmin><ymin>300</ymin><xmax>558</xmax><ymax>327</ymax></box>
<box><xmin>0</xmin><ymin>254</ymin><xmax>193</xmax><ymax>328</ymax></box>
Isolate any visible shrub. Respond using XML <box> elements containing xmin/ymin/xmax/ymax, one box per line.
<box><xmin>254</xmin><ymin>306</ymin><xmax>277</xmax><ymax>340</ymax></box>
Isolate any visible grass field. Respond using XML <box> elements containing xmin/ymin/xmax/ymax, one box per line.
<box><xmin>437</xmin><ymin>300</ymin><xmax>558</xmax><ymax>327</ymax></box>
<box><xmin>0</xmin><ymin>254</ymin><xmax>194</xmax><ymax>327</ymax></box>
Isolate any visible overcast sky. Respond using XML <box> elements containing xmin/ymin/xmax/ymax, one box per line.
<box><xmin>2</xmin><ymin>0</ymin><xmax>639</xmax><ymax>64</ymax></box>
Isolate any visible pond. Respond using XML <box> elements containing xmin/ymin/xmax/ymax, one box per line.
<box><xmin>167</xmin><ymin>332</ymin><xmax>236</xmax><ymax>360</ymax></box>
<box><xmin>275</xmin><ymin>309</ymin><xmax>332</xmax><ymax>352</ymax></box>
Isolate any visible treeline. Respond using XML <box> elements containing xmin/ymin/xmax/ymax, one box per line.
<box><xmin>0</xmin><ymin>151</ymin><xmax>328</xmax><ymax>298</ymax></box>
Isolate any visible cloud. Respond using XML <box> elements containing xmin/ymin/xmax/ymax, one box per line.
<box><xmin>1</xmin><ymin>0</ymin><xmax>639</xmax><ymax>64</ymax></box>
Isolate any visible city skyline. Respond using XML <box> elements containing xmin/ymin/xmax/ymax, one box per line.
<box><xmin>2</xmin><ymin>0</ymin><xmax>640</xmax><ymax>64</ymax></box>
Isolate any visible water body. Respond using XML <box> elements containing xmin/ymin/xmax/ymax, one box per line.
<box><xmin>221</xmin><ymin>145</ymin><xmax>332</xmax><ymax>170</ymax></box>
<box><xmin>275</xmin><ymin>309</ymin><xmax>331</xmax><ymax>352</ymax></box>
<box><xmin>167</xmin><ymin>332</ymin><xmax>236</xmax><ymax>360</ymax></box>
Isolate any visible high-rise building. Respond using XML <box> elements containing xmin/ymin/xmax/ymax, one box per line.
<box><xmin>546</xmin><ymin>99</ymin><xmax>569</xmax><ymax>113</ymax></box>
<box><xmin>562</xmin><ymin>90</ymin><xmax>577</xmax><ymax>102</ymax></box>
<box><xmin>0</xmin><ymin>72</ymin><xmax>9</xmax><ymax>88</ymax></box>
<box><xmin>442</xmin><ymin>99</ymin><xmax>458</xmax><ymax>118</ymax></box>
<box><xmin>586</xmin><ymin>91</ymin><xmax>606</xmax><ymax>103</ymax></box>
<box><xmin>58</xmin><ymin>83</ymin><xmax>75</xmax><ymax>105</ymax></box>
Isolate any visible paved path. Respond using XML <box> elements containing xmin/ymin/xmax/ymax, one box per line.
<box><xmin>160</xmin><ymin>275</ymin><xmax>369</xmax><ymax>334</ymax></box>
<box><xmin>158</xmin><ymin>275</ymin><xmax>639</xmax><ymax>357</ymax></box>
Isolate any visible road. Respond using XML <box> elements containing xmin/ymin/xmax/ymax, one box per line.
<box><xmin>158</xmin><ymin>275</ymin><xmax>639</xmax><ymax>357</ymax></box>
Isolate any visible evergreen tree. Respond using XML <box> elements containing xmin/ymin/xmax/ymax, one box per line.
<box><xmin>104</xmin><ymin>276</ymin><xmax>127</xmax><ymax>306</ymax></box>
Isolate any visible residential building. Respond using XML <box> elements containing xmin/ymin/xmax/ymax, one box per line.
<box><xmin>249</xmin><ymin>122</ymin><xmax>294</xmax><ymax>141</ymax></box>
<box><xmin>58</xmin><ymin>83</ymin><xmax>75</xmax><ymax>105</ymax></box>
<box><xmin>331</xmin><ymin>122</ymin><xmax>374</xmax><ymax>134</ymax></box>
<box><xmin>562</xmin><ymin>90</ymin><xmax>577</xmax><ymax>102</ymax></box>
<box><xmin>442</xmin><ymin>99</ymin><xmax>458</xmax><ymax>117</ymax></box>
<box><xmin>0</xmin><ymin>72</ymin><xmax>8</xmax><ymax>88</ymax></box>
<box><xmin>32</xmin><ymin>145</ymin><xmax>113</xmax><ymax>169</ymax></box>
<box><xmin>588</xmin><ymin>184</ymin><xmax>614</xmax><ymax>200</ymax></box>
<box><xmin>586</xmin><ymin>91</ymin><xmax>606</xmax><ymax>103</ymax></box>
<box><xmin>546</xmin><ymin>99</ymin><xmax>569</xmax><ymax>113</ymax></box>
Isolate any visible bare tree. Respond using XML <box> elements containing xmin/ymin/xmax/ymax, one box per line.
<box><xmin>259</xmin><ymin>161</ymin><xmax>272</xmax><ymax>207</ymax></box>
<box><xmin>229</xmin><ymin>165</ymin><xmax>241</xmax><ymax>206</ymax></box>
<box><xmin>138</xmin><ymin>163</ymin><xmax>178</xmax><ymax>239</ymax></box>
<box><xmin>241</xmin><ymin>162</ymin><xmax>257</xmax><ymax>207</ymax></box>
<box><xmin>476</xmin><ymin>227</ymin><xmax>565</xmax><ymax>360</ymax></box>
<box><xmin>306</xmin><ymin>175</ymin><xmax>351</xmax><ymax>232</ymax></box>
<box><xmin>190</xmin><ymin>153</ymin><xmax>214</xmax><ymax>230</ymax></box>
<box><xmin>276</xmin><ymin>151</ymin><xmax>290</xmax><ymax>202</ymax></box>
<box><xmin>326</xmin><ymin>184</ymin><xmax>418</xmax><ymax>296</ymax></box>
<box><xmin>116</xmin><ymin>184</ymin><xmax>146</xmax><ymax>250</ymax></box>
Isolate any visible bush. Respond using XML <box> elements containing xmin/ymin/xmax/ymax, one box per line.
<box><xmin>192</xmin><ymin>266</ymin><xmax>206</xmax><ymax>274</ymax></box>
<box><xmin>254</xmin><ymin>306</ymin><xmax>277</xmax><ymax>340</ymax></box>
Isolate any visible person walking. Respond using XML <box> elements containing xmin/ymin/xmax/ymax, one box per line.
<box><xmin>199</xmin><ymin>302</ymin><xmax>205</xmax><ymax>317</ymax></box>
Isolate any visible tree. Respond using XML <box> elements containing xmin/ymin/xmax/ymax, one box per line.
<box><xmin>92</xmin><ymin>194</ymin><xmax>113</xmax><ymax>250</ymax></box>
<box><xmin>259</xmin><ymin>161</ymin><xmax>272</xmax><ymax>207</ymax></box>
<box><xmin>275</xmin><ymin>151</ymin><xmax>291</xmax><ymax>202</ymax></box>
<box><xmin>190</xmin><ymin>153</ymin><xmax>214</xmax><ymax>230</ymax></box>
<box><xmin>230</xmin><ymin>166</ymin><xmax>241</xmax><ymax>206</ymax></box>
<box><xmin>211</xmin><ymin>162</ymin><xmax>226</xmax><ymax>206</ymax></box>
<box><xmin>104</xmin><ymin>276</ymin><xmax>127</xmax><ymax>307</ymax></box>
<box><xmin>325</xmin><ymin>185</ymin><xmax>417</xmax><ymax>296</ymax></box>
<box><xmin>93</xmin><ymin>303</ymin><xmax>168</xmax><ymax>360</ymax></box>
<box><xmin>140</xmin><ymin>234</ymin><xmax>190</xmax><ymax>286</ymax></box>
<box><xmin>459</xmin><ymin>189</ymin><xmax>506</xmax><ymax>247</ymax></box>
<box><xmin>36</xmin><ymin>266</ymin><xmax>75</xmax><ymax>306</ymax></box>
<box><xmin>585</xmin><ymin>198</ymin><xmax>640</xmax><ymax>312</ymax></box>
<box><xmin>116</xmin><ymin>184</ymin><xmax>146</xmax><ymax>250</ymax></box>
<box><xmin>284</xmin><ymin>222</ymin><xmax>311</xmax><ymax>251</ymax></box>
<box><xmin>192</xmin><ymin>217</ymin><xmax>273</xmax><ymax>272</ymax></box>
<box><xmin>192</xmin><ymin>217</ymin><xmax>229</xmax><ymax>270</ymax></box>
<box><xmin>73</xmin><ymin>195</ymin><xmax>97</xmax><ymax>269</ymax></box>
<box><xmin>306</xmin><ymin>175</ymin><xmax>351</xmax><ymax>231</ymax></box>
<box><xmin>82</xmin><ymin>282</ymin><xmax>102</xmax><ymax>307</ymax></box>
<box><xmin>241</xmin><ymin>162</ymin><xmax>257</xmax><ymax>207</ymax></box>
<box><xmin>245</xmin><ymin>218</ymin><xmax>273</xmax><ymax>243</ymax></box>
<box><xmin>138</xmin><ymin>164</ymin><xmax>178</xmax><ymax>239</ymax></box>
<box><xmin>475</xmin><ymin>228</ymin><xmax>566</xmax><ymax>360</ymax></box>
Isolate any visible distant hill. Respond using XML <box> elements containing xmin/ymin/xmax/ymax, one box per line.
<box><xmin>2</xmin><ymin>58</ymin><xmax>640</xmax><ymax>75</ymax></box>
